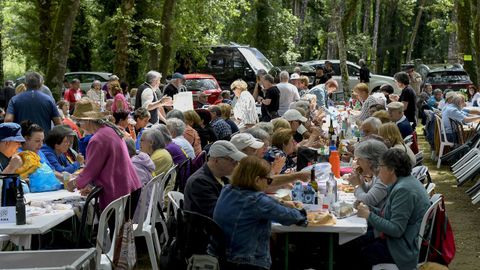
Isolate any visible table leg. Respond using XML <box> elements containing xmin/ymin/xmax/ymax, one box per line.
<box><xmin>328</xmin><ymin>234</ymin><xmax>334</xmax><ymax>270</ymax></box>
<box><xmin>284</xmin><ymin>233</ymin><xmax>289</xmax><ymax>270</ymax></box>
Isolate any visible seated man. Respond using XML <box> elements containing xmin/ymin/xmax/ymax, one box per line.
<box><xmin>386</xmin><ymin>102</ymin><xmax>413</xmax><ymax>139</ymax></box>
<box><xmin>0</xmin><ymin>123</ymin><xmax>24</xmax><ymax>174</ymax></box>
<box><xmin>442</xmin><ymin>95</ymin><xmax>480</xmax><ymax>143</ymax></box>
<box><xmin>427</xmin><ymin>89</ymin><xmax>444</xmax><ymax>109</ymax></box>
<box><xmin>184</xmin><ymin>140</ymin><xmax>246</xmax><ymax>218</ymax></box>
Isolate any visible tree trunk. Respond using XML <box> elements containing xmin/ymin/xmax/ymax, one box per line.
<box><xmin>327</xmin><ymin>19</ymin><xmax>337</xmax><ymax>59</ymax></box>
<box><xmin>406</xmin><ymin>0</ymin><xmax>427</xmax><ymax>63</ymax></box>
<box><xmin>34</xmin><ymin>0</ymin><xmax>55</xmax><ymax>73</ymax></box>
<box><xmin>158</xmin><ymin>0</ymin><xmax>177</xmax><ymax>82</ymax></box>
<box><xmin>333</xmin><ymin>0</ymin><xmax>350</xmax><ymax>99</ymax></box>
<box><xmin>255</xmin><ymin>0</ymin><xmax>270</xmax><ymax>53</ymax></box>
<box><xmin>0</xmin><ymin>0</ymin><xmax>4</xmax><ymax>85</ymax></box>
<box><xmin>371</xmin><ymin>0</ymin><xmax>381</xmax><ymax>72</ymax></box>
<box><xmin>447</xmin><ymin>9</ymin><xmax>458</xmax><ymax>64</ymax></box>
<box><xmin>45</xmin><ymin>0</ymin><xmax>80</xmax><ymax>100</ymax></box>
<box><xmin>294</xmin><ymin>0</ymin><xmax>309</xmax><ymax>47</ymax></box>
<box><xmin>456</xmin><ymin>0</ymin><xmax>478</xmax><ymax>85</ymax></box>
<box><xmin>148</xmin><ymin>47</ymin><xmax>159</xmax><ymax>71</ymax></box>
<box><xmin>113</xmin><ymin>0</ymin><xmax>135</xmax><ymax>81</ymax></box>
<box><xmin>474</xmin><ymin>0</ymin><xmax>480</xmax><ymax>85</ymax></box>
<box><xmin>361</xmin><ymin>0</ymin><xmax>371</xmax><ymax>59</ymax></box>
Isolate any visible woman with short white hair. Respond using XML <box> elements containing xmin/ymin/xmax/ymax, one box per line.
<box><xmin>231</xmin><ymin>79</ymin><xmax>259</xmax><ymax>130</ymax></box>
<box><xmin>166</xmin><ymin>118</ymin><xmax>196</xmax><ymax>159</ymax></box>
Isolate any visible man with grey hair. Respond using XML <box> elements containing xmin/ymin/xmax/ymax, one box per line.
<box><xmin>277</xmin><ymin>70</ymin><xmax>300</xmax><ymax>116</ymax></box>
<box><xmin>386</xmin><ymin>101</ymin><xmax>413</xmax><ymax>138</ymax></box>
<box><xmin>442</xmin><ymin>94</ymin><xmax>480</xmax><ymax>142</ymax></box>
<box><xmin>135</xmin><ymin>70</ymin><xmax>168</xmax><ymax>124</ymax></box>
<box><xmin>5</xmin><ymin>72</ymin><xmax>61</xmax><ymax>132</ymax></box>
<box><xmin>208</xmin><ymin>105</ymin><xmax>232</xmax><ymax>140</ymax></box>
<box><xmin>166</xmin><ymin>118</ymin><xmax>195</xmax><ymax>159</ymax></box>
<box><xmin>163</xmin><ymin>72</ymin><xmax>185</xmax><ymax>98</ymax></box>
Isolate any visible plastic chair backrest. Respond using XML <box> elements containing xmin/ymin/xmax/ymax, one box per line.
<box><xmin>167</xmin><ymin>191</ymin><xmax>184</xmax><ymax>219</ymax></box>
<box><xmin>77</xmin><ymin>186</ymin><xmax>103</xmax><ymax>247</ymax></box>
<box><xmin>134</xmin><ymin>173</ymin><xmax>164</xmax><ymax>234</ymax></box>
<box><xmin>95</xmin><ymin>194</ymin><xmax>129</xmax><ymax>269</ymax></box>
<box><xmin>174</xmin><ymin>159</ymin><xmax>191</xmax><ymax>192</ymax></box>
<box><xmin>435</xmin><ymin>114</ymin><xmax>451</xmax><ymax>143</ymax></box>
<box><xmin>449</xmin><ymin>118</ymin><xmax>464</xmax><ymax>144</ymax></box>
<box><xmin>159</xmin><ymin>165</ymin><xmax>177</xmax><ymax>210</ymax></box>
<box><xmin>417</xmin><ymin>193</ymin><xmax>443</xmax><ymax>263</ymax></box>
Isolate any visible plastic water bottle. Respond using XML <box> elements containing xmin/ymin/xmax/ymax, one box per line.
<box><xmin>326</xmin><ymin>173</ymin><xmax>338</xmax><ymax>210</ymax></box>
<box><xmin>292</xmin><ymin>182</ymin><xmax>304</xmax><ymax>202</ymax></box>
<box><xmin>303</xmin><ymin>183</ymin><xmax>316</xmax><ymax>204</ymax></box>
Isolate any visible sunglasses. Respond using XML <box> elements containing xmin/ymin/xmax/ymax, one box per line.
<box><xmin>262</xmin><ymin>176</ymin><xmax>273</xmax><ymax>185</ymax></box>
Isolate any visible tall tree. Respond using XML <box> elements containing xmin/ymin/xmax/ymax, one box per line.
<box><xmin>371</xmin><ymin>0</ymin><xmax>381</xmax><ymax>72</ymax></box>
<box><xmin>0</xmin><ymin>0</ymin><xmax>4</xmax><ymax>85</ymax></box>
<box><xmin>361</xmin><ymin>0</ymin><xmax>371</xmax><ymax>59</ymax></box>
<box><xmin>333</xmin><ymin>0</ymin><xmax>350</xmax><ymax>98</ymax></box>
<box><xmin>474</xmin><ymin>0</ymin><xmax>480</xmax><ymax>84</ymax></box>
<box><xmin>406</xmin><ymin>0</ymin><xmax>427</xmax><ymax>63</ymax></box>
<box><xmin>45</xmin><ymin>0</ymin><xmax>80</xmax><ymax>100</ymax></box>
<box><xmin>158</xmin><ymin>0</ymin><xmax>177</xmax><ymax>81</ymax></box>
<box><xmin>456</xmin><ymin>0</ymin><xmax>478</xmax><ymax>85</ymax></box>
<box><xmin>113</xmin><ymin>0</ymin><xmax>135</xmax><ymax>81</ymax></box>
<box><xmin>34</xmin><ymin>0</ymin><xmax>56</xmax><ymax>72</ymax></box>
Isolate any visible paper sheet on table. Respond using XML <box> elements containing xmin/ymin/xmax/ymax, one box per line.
<box><xmin>173</xmin><ymin>92</ymin><xmax>194</xmax><ymax>112</ymax></box>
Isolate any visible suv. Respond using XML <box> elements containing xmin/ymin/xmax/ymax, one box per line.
<box><xmin>418</xmin><ymin>64</ymin><xmax>472</xmax><ymax>92</ymax></box>
<box><xmin>193</xmin><ymin>44</ymin><xmax>274</xmax><ymax>90</ymax></box>
<box><xmin>297</xmin><ymin>60</ymin><xmax>399</xmax><ymax>99</ymax></box>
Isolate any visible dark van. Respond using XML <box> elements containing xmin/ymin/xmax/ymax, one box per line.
<box><xmin>193</xmin><ymin>44</ymin><xmax>274</xmax><ymax>90</ymax></box>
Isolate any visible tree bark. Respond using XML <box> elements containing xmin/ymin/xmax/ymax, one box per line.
<box><xmin>158</xmin><ymin>0</ymin><xmax>177</xmax><ymax>82</ymax></box>
<box><xmin>294</xmin><ymin>0</ymin><xmax>309</xmax><ymax>47</ymax></box>
<box><xmin>45</xmin><ymin>0</ymin><xmax>80</xmax><ymax>100</ymax></box>
<box><xmin>406</xmin><ymin>0</ymin><xmax>427</xmax><ymax>63</ymax></box>
<box><xmin>361</xmin><ymin>0</ymin><xmax>371</xmax><ymax>59</ymax></box>
<box><xmin>474</xmin><ymin>0</ymin><xmax>480</xmax><ymax>85</ymax></box>
<box><xmin>447</xmin><ymin>9</ymin><xmax>458</xmax><ymax>64</ymax></box>
<box><xmin>334</xmin><ymin>0</ymin><xmax>350</xmax><ymax>99</ymax></box>
<box><xmin>34</xmin><ymin>0</ymin><xmax>55</xmax><ymax>73</ymax></box>
<box><xmin>113</xmin><ymin>0</ymin><xmax>135</xmax><ymax>81</ymax></box>
<box><xmin>456</xmin><ymin>0</ymin><xmax>478</xmax><ymax>85</ymax></box>
<box><xmin>371</xmin><ymin>0</ymin><xmax>381</xmax><ymax>72</ymax></box>
<box><xmin>0</xmin><ymin>0</ymin><xmax>4</xmax><ymax>85</ymax></box>
<box><xmin>327</xmin><ymin>18</ymin><xmax>337</xmax><ymax>59</ymax></box>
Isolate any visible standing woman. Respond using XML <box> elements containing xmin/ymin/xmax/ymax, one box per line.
<box><xmin>354</xmin><ymin>83</ymin><xmax>380</xmax><ymax>122</ymax></box>
<box><xmin>111</xmin><ymin>82</ymin><xmax>130</xmax><ymax>113</ymax></box>
<box><xmin>66</xmin><ymin>99</ymin><xmax>142</xmax><ymax>210</ymax></box>
<box><xmin>231</xmin><ymin>79</ymin><xmax>258</xmax><ymax>130</ymax></box>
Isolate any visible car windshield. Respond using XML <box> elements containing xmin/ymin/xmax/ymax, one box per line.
<box><xmin>185</xmin><ymin>78</ymin><xmax>218</xmax><ymax>91</ymax></box>
<box><xmin>238</xmin><ymin>47</ymin><xmax>274</xmax><ymax>72</ymax></box>
<box><xmin>426</xmin><ymin>71</ymin><xmax>471</xmax><ymax>84</ymax></box>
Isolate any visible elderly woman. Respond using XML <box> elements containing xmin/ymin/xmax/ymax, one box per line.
<box><xmin>360</xmin><ymin>117</ymin><xmax>382</xmax><ymax>138</ymax></box>
<box><xmin>231</xmin><ymin>79</ymin><xmax>259</xmax><ymax>130</ymax></box>
<box><xmin>346</xmin><ymin>139</ymin><xmax>388</xmax><ymax>208</ymax></box>
<box><xmin>140</xmin><ymin>127</ymin><xmax>173</xmax><ymax>177</ymax></box>
<box><xmin>356</xmin><ymin>148</ymin><xmax>430</xmax><ymax>269</ymax></box>
<box><xmin>65</xmin><ymin>99</ymin><xmax>141</xmax><ymax>211</ymax></box>
<box><xmin>153</xmin><ymin>124</ymin><xmax>188</xmax><ymax>166</ymax></box>
<box><xmin>442</xmin><ymin>94</ymin><xmax>480</xmax><ymax>142</ymax></box>
<box><xmin>264</xmin><ymin>128</ymin><xmax>296</xmax><ymax>174</ymax></box>
<box><xmin>41</xmin><ymin>126</ymin><xmax>84</xmax><ymax>173</ymax></box>
<box><xmin>213</xmin><ymin>156</ymin><xmax>307</xmax><ymax>270</ymax></box>
<box><xmin>218</xmin><ymin>103</ymin><xmax>239</xmax><ymax>134</ymax></box>
<box><xmin>378</xmin><ymin>123</ymin><xmax>416</xmax><ymax>167</ymax></box>
<box><xmin>354</xmin><ymin>83</ymin><xmax>381</xmax><ymax>122</ymax></box>
<box><xmin>87</xmin><ymin>80</ymin><xmax>105</xmax><ymax>107</ymax></box>
<box><xmin>166</xmin><ymin>118</ymin><xmax>195</xmax><ymax>159</ymax></box>
<box><xmin>168</xmin><ymin>109</ymin><xmax>201</xmax><ymax>156</ymax></box>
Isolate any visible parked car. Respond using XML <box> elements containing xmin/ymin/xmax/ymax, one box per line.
<box><xmin>183</xmin><ymin>74</ymin><xmax>222</xmax><ymax>104</ymax></box>
<box><xmin>15</xmin><ymin>71</ymin><xmax>112</xmax><ymax>92</ymax></box>
<box><xmin>193</xmin><ymin>43</ymin><xmax>274</xmax><ymax>90</ymax></box>
<box><xmin>297</xmin><ymin>60</ymin><xmax>399</xmax><ymax>100</ymax></box>
<box><xmin>418</xmin><ymin>64</ymin><xmax>472</xmax><ymax>92</ymax></box>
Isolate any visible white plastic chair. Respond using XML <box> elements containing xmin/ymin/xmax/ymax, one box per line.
<box><xmin>372</xmin><ymin>194</ymin><xmax>443</xmax><ymax>270</ymax></box>
<box><xmin>95</xmin><ymin>194</ymin><xmax>130</xmax><ymax>270</ymax></box>
<box><xmin>133</xmin><ymin>173</ymin><xmax>164</xmax><ymax>270</ymax></box>
<box><xmin>157</xmin><ymin>165</ymin><xmax>177</xmax><ymax>244</ymax></box>
<box><xmin>167</xmin><ymin>191</ymin><xmax>184</xmax><ymax>219</ymax></box>
<box><xmin>434</xmin><ymin>114</ymin><xmax>454</xmax><ymax>168</ymax></box>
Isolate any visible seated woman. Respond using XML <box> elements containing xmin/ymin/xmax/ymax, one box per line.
<box><xmin>356</xmin><ymin>148</ymin><xmax>430</xmax><ymax>269</ymax></box>
<box><xmin>41</xmin><ymin>126</ymin><xmax>84</xmax><ymax>174</ymax></box>
<box><xmin>153</xmin><ymin>124</ymin><xmax>188</xmax><ymax>166</ymax></box>
<box><xmin>377</xmin><ymin>123</ymin><xmax>416</xmax><ymax>167</ymax></box>
<box><xmin>346</xmin><ymin>139</ymin><xmax>388</xmax><ymax>209</ymax></box>
<box><xmin>140</xmin><ymin>127</ymin><xmax>174</xmax><ymax>177</ymax></box>
<box><xmin>166</xmin><ymin>118</ymin><xmax>196</xmax><ymax>159</ymax></box>
<box><xmin>213</xmin><ymin>156</ymin><xmax>307</xmax><ymax>270</ymax></box>
<box><xmin>218</xmin><ymin>103</ymin><xmax>239</xmax><ymax>134</ymax></box>
<box><xmin>195</xmin><ymin>108</ymin><xmax>218</xmax><ymax>148</ymax></box>
<box><xmin>183</xmin><ymin>110</ymin><xmax>203</xmax><ymax>156</ymax></box>
<box><xmin>264</xmin><ymin>128</ymin><xmax>296</xmax><ymax>174</ymax></box>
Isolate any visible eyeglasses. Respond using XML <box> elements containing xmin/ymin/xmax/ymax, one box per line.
<box><xmin>262</xmin><ymin>176</ymin><xmax>273</xmax><ymax>185</ymax></box>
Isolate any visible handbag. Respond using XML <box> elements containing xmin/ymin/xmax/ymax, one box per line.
<box><xmin>112</xmin><ymin>199</ymin><xmax>137</xmax><ymax>270</ymax></box>
<box><xmin>29</xmin><ymin>162</ymin><xmax>63</xmax><ymax>192</ymax></box>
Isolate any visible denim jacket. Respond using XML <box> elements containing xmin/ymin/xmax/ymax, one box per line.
<box><xmin>213</xmin><ymin>185</ymin><xmax>306</xmax><ymax>269</ymax></box>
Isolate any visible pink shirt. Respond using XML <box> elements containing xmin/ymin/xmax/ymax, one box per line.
<box><xmin>76</xmin><ymin>126</ymin><xmax>141</xmax><ymax>209</ymax></box>
<box><xmin>112</xmin><ymin>93</ymin><xmax>130</xmax><ymax>113</ymax></box>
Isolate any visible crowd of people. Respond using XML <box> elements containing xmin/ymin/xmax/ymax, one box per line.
<box><xmin>0</xmin><ymin>62</ymin><xmax>477</xmax><ymax>269</ymax></box>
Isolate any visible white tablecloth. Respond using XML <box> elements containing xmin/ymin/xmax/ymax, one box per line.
<box><xmin>0</xmin><ymin>190</ymin><xmax>82</xmax><ymax>249</ymax></box>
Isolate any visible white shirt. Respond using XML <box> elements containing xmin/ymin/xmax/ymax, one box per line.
<box><xmin>173</xmin><ymin>136</ymin><xmax>196</xmax><ymax>159</ymax></box>
<box><xmin>140</xmin><ymin>84</ymin><xmax>158</xmax><ymax>109</ymax></box>
<box><xmin>233</xmin><ymin>91</ymin><xmax>258</xmax><ymax>129</ymax></box>
<box><xmin>277</xmin><ymin>82</ymin><xmax>300</xmax><ymax>116</ymax></box>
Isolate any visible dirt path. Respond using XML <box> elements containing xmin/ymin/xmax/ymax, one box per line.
<box><xmin>418</xmin><ymin>131</ymin><xmax>480</xmax><ymax>269</ymax></box>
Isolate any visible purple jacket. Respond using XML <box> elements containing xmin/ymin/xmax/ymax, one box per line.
<box><xmin>165</xmin><ymin>142</ymin><xmax>189</xmax><ymax>165</ymax></box>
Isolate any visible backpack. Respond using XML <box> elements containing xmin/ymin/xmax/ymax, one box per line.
<box><xmin>427</xmin><ymin>195</ymin><xmax>456</xmax><ymax>266</ymax></box>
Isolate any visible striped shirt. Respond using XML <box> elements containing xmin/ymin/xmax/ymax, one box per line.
<box><xmin>358</xmin><ymin>95</ymin><xmax>380</xmax><ymax>122</ymax></box>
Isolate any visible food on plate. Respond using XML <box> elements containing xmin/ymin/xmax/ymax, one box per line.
<box><xmin>274</xmin><ymin>189</ymin><xmax>292</xmax><ymax>201</ymax></box>
<box><xmin>15</xmin><ymin>150</ymin><xmax>41</xmax><ymax>178</ymax></box>
<box><xmin>339</xmin><ymin>204</ymin><xmax>354</xmax><ymax>217</ymax></box>
<box><xmin>307</xmin><ymin>211</ymin><xmax>336</xmax><ymax>226</ymax></box>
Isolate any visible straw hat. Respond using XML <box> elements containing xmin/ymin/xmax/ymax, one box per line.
<box><xmin>71</xmin><ymin>98</ymin><xmax>107</xmax><ymax>120</ymax></box>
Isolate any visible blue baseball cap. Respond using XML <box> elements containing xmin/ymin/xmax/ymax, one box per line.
<box><xmin>172</xmin><ymin>73</ymin><xmax>185</xmax><ymax>80</ymax></box>
<box><xmin>0</xmin><ymin>123</ymin><xmax>25</xmax><ymax>142</ymax></box>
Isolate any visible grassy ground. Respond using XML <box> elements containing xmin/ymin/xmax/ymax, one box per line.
<box><xmin>135</xmin><ymin>128</ymin><xmax>480</xmax><ymax>269</ymax></box>
<box><xmin>417</xmin><ymin>128</ymin><xmax>480</xmax><ymax>270</ymax></box>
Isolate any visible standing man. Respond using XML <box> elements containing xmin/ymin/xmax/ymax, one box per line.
<box><xmin>277</xmin><ymin>71</ymin><xmax>300</xmax><ymax>116</ymax></box>
<box><xmin>64</xmin><ymin>78</ymin><xmax>82</xmax><ymax>114</ymax></box>
<box><xmin>392</xmin><ymin>72</ymin><xmax>417</xmax><ymax>129</ymax></box>
<box><xmin>163</xmin><ymin>72</ymin><xmax>185</xmax><ymax>98</ymax></box>
<box><xmin>359</xmin><ymin>59</ymin><xmax>370</xmax><ymax>84</ymax></box>
<box><xmin>324</xmin><ymin>61</ymin><xmax>335</xmax><ymax>80</ymax></box>
<box><xmin>135</xmin><ymin>71</ymin><xmax>168</xmax><ymax>125</ymax></box>
<box><xmin>403</xmin><ymin>64</ymin><xmax>422</xmax><ymax>96</ymax></box>
<box><xmin>5</xmin><ymin>72</ymin><xmax>62</xmax><ymax>132</ymax></box>
<box><xmin>313</xmin><ymin>66</ymin><xmax>328</xmax><ymax>86</ymax></box>
<box><xmin>259</xmin><ymin>74</ymin><xmax>280</xmax><ymax>122</ymax></box>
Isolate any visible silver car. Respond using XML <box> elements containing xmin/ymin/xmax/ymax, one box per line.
<box><xmin>64</xmin><ymin>71</ymin><xmax>112</xmax><ymax>91</ymax></box>
<box><xmin>298</xmin><ymin>60</ymin><xmax>400</xmax><ymax>99</ymax></box>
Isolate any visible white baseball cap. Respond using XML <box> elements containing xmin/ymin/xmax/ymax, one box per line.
<box><xmin>208</xmin><ymin>140</ymin><xmax>247</xmax><ymax>161</ymax></box>
<box><xmin>230</xmin><ymin>133</ymin><xmax>264</xmax><ymax>151</ymax></box>
<box><xmin>282</xmin><ymin>109</ymin><xmax>307</xmax><ymax>122</ymax></box>
<box><xmin>290</xmin><ymin>73</ymin><xmax>301</xmax><ymax>80</ymax></box>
